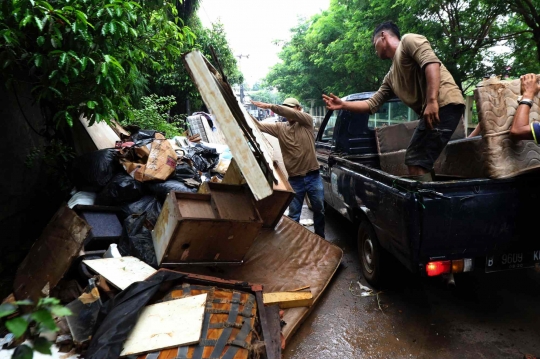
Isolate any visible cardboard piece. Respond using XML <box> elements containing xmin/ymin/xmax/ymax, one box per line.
<box><xmin>120</xmin><ymin>293</ymin><xmax>207</xmax><ymax>357</ymax></box>
<box><xmin>13</xmin><ymin>206</ymin><xmax>91</xmax><ymax>302</ymax></box>
<box><xmin>82</xmin><ymin>256</ymin><xmax>157</xmax><ymax>290</ymax></box>
<box><xmin>120</xmin><ymin>132</ymin><xmax>178</xmax><ymax>182</ymax></box>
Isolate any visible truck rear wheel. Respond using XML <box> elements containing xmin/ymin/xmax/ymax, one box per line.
<box><xmin>357</xmin><ymin>220</ymin><xmax>384</xmax><ymax>287</ymax></box>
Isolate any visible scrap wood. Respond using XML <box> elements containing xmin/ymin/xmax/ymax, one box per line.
<box><xmin>13</xmin><ymin>206</ymin><xmax>91</xmax><ymax>303</ymax></box>
<box><xmin>79</xmin><ymin>115</ymin><xmax>121</xmax><ymax>150</ymax></box>
<box><xmin>82</xmin><ymin>256</ymin><xmax>157</xmax><ymax>290</ymax></box>
<box><xmin>263</xmin><ymin>291</ymin><xmax>313</xmax><ymax>309</ymax></box>
<box><xmin>119</xmin><ymin>294</ymin><xmax>207</xmax><ymax>357</ymax></box>
<box><xmin>290</xmin><ymin>285</ymin><xmax>310</xmax><ymax>292</ymax></box>
<box><xmin>183</xmin><ymin>50</ymin><xmax>275</xmax><ymax>200</ymax></box>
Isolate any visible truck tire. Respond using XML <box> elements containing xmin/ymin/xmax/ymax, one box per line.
<box><xmin>357</xmin><ymin>220</ymin><xmax>384</xmax><ymax>287</ymax></box>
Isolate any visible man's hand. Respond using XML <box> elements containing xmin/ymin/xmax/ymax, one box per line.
<box><xmin>322</xmin><ymin>93</ymin><xmax>344</xmax><ymax>110</ymax></box>
<box><xmin>521</xmin><ymin>73</ymin><xmax>540</xmax><ymax>99</ymax></box>
<box><xmin>251</xmin><ymin>100</ymin><xmax>272</xmax><ymax>109</ymax></box>
<box><xmin>423</xmin><ymin>100</ymin><xmax>440</xmax><ymax>130</ymax></box>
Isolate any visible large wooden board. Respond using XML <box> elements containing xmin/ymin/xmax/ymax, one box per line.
<box><xmin>79</xmin><ymin>115</ymin><xmax>120</xmax><ymax>149</ymax></box>
<box><xmin>14</xmin><ymin>206</ymin><xmax>91</xmax><ymax>302</ymax></box>
<box><xmin>120</xmin><ymin>293</ymin><xmax>207</xmax><ymax>357</ymax></box>
<box><xmin>82</xmin><ymin>257</ymin><xmax>156</xmax><ymax>290</ymax></box>
<box><xmin>183</xmin><ymin>51</ymin><xmax>274</xmax><ymax>200</ymax></box>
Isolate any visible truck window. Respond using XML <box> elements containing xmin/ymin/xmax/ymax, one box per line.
<box><xmin>320</xmin><ymin>111</ymin><xmax>338</xmax><ymax>142</ymax></box>
<box><xmin>368</xmin><ymin>101</ymin><xmax>416</xmax><ymax>129</ymax></box>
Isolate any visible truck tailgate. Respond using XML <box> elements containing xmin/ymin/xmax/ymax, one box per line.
<box><xmin>177</xmin><ymin>216</ymin><xmax>343</xmax><ymax>340</ymax></box>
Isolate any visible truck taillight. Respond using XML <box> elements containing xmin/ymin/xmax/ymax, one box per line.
<box><xmin>426</xmin><ymin>261</ymin><xmax>451</xmax><ymax>276</ymax></box>
<box><xmin>426</xmin><ymin>259</ymin><xmax>474</xmax><ymax>276</ymax></box>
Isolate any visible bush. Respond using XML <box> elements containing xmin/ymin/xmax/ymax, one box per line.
<box><xmin>122</xmin><ymin>94</ymin><xmax>185</xmax><ymax>138</ymax></box>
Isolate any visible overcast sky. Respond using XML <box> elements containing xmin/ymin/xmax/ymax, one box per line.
<box><xmin>198</xmin><ymin>0</ymin><xmax>329</xmax><ymax>86</ymax></box>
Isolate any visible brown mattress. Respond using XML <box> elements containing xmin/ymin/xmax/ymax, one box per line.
<box><xmin>174</xmin><ymin>216</ymin><xmax>343</xmax><ymax>341</ymax></box>
<box><xmin>475</xmin><ymin>75</ymin><xmax>540</xmax><ymax>178</ymax></box>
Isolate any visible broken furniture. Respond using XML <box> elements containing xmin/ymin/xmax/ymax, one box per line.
<box><xmin>183</xmin><ymin>50</ymin><xmax>276</xmax><ymax>200</ymax></box>
<box><xmin>152</xmin><ymin>185</ymin><xmax>263</xmax><ymax>266</ymax></box>
<box><xmin>222</xmin><ymin>160</ymin><xmax>295</xmax><ymax>229</ymax></box>
<box><xmin>86</xmin><ymin>270</ymin><xmax>281</xmax><ymax>359</ymax></box>
<box><xmin>174</xmin><ymin>216</ymin><xmax>343</xmax><ymax>342</ymax></box>
<box><xmin>475</xmin><ymin>75</ymin><xmax>540</xmax><ymax>178</ymax></box>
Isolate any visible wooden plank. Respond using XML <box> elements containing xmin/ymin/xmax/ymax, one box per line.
<box><xmin>183</xmin><ymin>51</ymin><xmax>273</xmax><ymax>200</ymax></box>
<box><xmin>120</xmin><ymin>293</ymin><xmax>207</xmax><ymax>357</ymax></box>
<box><xmin>222</xmin><ymin>158</ymin><xmax>246</xmax><ymax>185</ymax></box>
<box><xmin>82</xmin><ymin>257</ymin><xmax>156</xmax><ymax>290</ymax></box>
<box><xmin>79</xmin><ymin>115</ymin><xmax>120</xmax><ymax>149</ymax></box>
<box><xmin>256</xmin><ymin>292</ymin><xmax>282</xmax><ymax>359</ymax></box>
<box><xmin>263</xmin><ymin>291</ymin><xmax>313</xmax><ymax>309</ymax></box>
<box><xmin>14</xmin><ymin>206</ymin><xmax>91</xmax><ymax>302</ymax></box>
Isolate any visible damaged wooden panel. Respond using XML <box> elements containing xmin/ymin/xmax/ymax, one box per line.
<box><xmin>475</xmin><ymin>75</ymin><xmax>540</xmax><ymax>178</ymax></box>
<box><xmin>79</xmin><ymin>115</ymin><xmax>120</xmax><ymax>150</ymax></box>
<box><xmin>82</xmin><ymin>257</ymin><xmax>157</xmax><ymax>290</ymax></box>
<box><xmin>183</xmin><ymin>50</ymin><xmax>274</xmax><ymax>200</ymax></box>
<box><xmin>13</xmin><ymin>206</ymin><xmax>91</xmax><ymax>302</ymax></box>
<box><xmin>121</xmin><ymin>294</ymin><xmax>207</xmax><ymax>357</ymax></box>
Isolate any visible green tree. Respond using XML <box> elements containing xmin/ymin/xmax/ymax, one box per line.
<box><xmin>0</xmin><ymin>0</ymin><xmax>195</xmax><ymax>126</ymax></box>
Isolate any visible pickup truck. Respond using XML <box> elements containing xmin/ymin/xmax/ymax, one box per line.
<box><xmin>315</xmin><ymin>91</ymin><xmax>540</xmax><ymax>286</ymax></box>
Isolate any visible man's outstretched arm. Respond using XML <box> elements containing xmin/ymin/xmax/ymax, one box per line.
<box><xmin>322</xmin><ymin>93</ymin><xmax>371</xmax><ymax>113</ymax></box>
<box><xmin>510</xmin><ymin>73</ymin><xmax>540</xmax><ymax>141</ymax></box>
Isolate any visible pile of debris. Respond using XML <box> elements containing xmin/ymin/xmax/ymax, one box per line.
<box><xmin>0</xmin><ymin>50</ymin><xmax>343</xmax><ymax>359</ymax></box>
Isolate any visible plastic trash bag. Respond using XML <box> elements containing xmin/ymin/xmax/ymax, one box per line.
<box><xmin>118</xmin><ymin>214</ymin><xmax>157</xmax><ymax>267</ymax></box>
<box><xmin>95</xmin><ymin>173</ymin><xmax>143</xmax><ymax>205</ymax></box>
<box><xmin>146</xmin><ymin>180</ymin><xmax>197</xmax><ymax>202</ymax></box>
<box><xmin>184</xmin><ymin>144</ymin><xmax>219</xmax><ymax>172</ymax></box>
<box><xmin>71</xmin><ymin>149</ymin><xmax>121</xmax><ymax>191</ymax></box>
<box><xmin>174</xmin><ymin>161</ymin><xmax>201</xmax><ymax>184</ymax></box>
<box><xmin>119</xmin><ymin>195</ymin><xmax>162</xmax><ymax>226</ymax></box>
<box><xmin>130</xmin><ymin>129</ymin><xmax>157</xmax><ymax>147</ymax></box>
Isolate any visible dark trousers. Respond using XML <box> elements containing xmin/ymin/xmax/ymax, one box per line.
<box><xmin>287</xmin><ymin>171</ymin><xmax>325</xmax><ymax>238</ymax></box>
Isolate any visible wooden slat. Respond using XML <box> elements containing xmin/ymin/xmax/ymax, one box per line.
<box><xmin>183</xmin><ymin>51</ymin><xmax>273</xmax><ymax>200</ymax></box>
<box><xmin>82</xmin><ymin>257</ymin><xmax>157</xmax><ymax>290</ymax></box>
<box><xmin>120</xmin><ymin>294</ymin><xmax>207</xmax><ymax>357</ymax></box>
<box><xmin>263</xmin><ymin>291</ymin><xmax>313</xmax><ymax>309</ymax></box>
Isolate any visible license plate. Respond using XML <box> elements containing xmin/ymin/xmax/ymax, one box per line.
<box><xmin>485</xmin><ymin>249</ymin><xmax>540</xmax><ymax>273</ymax></box>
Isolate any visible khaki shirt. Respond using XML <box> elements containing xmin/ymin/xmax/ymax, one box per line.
<box><xmin>366</xmin><ymin>34</ymin><xmax>464</xmax><ymax>115</ymax></box>
<box><xmin>254</xmin><ymin>105</ymin><xmax>320</xmax><ymax>177</ymax></box>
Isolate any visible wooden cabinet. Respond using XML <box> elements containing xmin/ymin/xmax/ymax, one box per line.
<box><xmin>152</xmin><ymin>185</ymin><xmax>263</xmax><ymax>266</ymax></box>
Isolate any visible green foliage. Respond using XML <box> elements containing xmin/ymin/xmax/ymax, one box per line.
<box><xmin>248</xmin><ymin>88</ymin><xmax>285</xmax><ymax>105</ymax></box>
<box><xmin>267</xmin><ymin>0</ymin><xmax>539</xmax><ymax>101</ymax></box>
<box><xmin>122</xmin><ymin>94</ymin><xmax>185</xmax><ymax>137</ymax></box>
<box><xmin>149</xmin><ymin>19</ymin><xmax>243</xmax><ymax>114</ymax></box>
<box><xmin>1</xmin><ymin>297</ymin><xmax>71</xmax><ymax>359</ymax></box>
<box><xmin>0</xmin><ymin>0</ymin><xmax>195</xmax><ymax>126</ymax></box>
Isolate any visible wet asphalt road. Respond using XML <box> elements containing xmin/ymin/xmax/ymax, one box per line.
<box><xmin>287</xmin><ymin>205</ymin><xmax>540</xmax><ymax>359</ymax></box>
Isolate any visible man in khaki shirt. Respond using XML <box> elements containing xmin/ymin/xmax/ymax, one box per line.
<box><xmin>323</xmin><ymin>21</ymin><xmax>465</xmax><ymax>181</ymax></box>
<box><xmin>251</xmin><ymin>98</ymin><xmax>325</xmax><ymax>238</ymax></box>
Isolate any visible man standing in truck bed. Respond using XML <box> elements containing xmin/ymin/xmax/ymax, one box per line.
<box><xmin>250</xmin><ymin>98</ymin><xmax>325</xmax><ymax>238</ymax></box>
<box><xmin>323</xmin><ymin>21</ymin><xmax>465</xmax><ymax>181</ymax></box>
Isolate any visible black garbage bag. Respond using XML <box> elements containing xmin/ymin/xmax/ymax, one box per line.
<box><xmin>71</xmin><ymin>149</ymin><xmax>121</xmax><ymax>191</ymax></box>
<box><xmin>146</xmin><ymin>179</ymin><xmax>196</xmax><ymax>202</ymax></box>
<box><xmin>174</xmin><ymin>161</ymin><xmax>201</xmax><ymax>184</ymax></box>
<box><xmin>184</xmin><ymin>144</ymin><xmax>219</xmax><ymax>172</ymax></box>
<box><xmin>119</xmin><ymin>195</ymin><xmax>162</xmax><ymax>225</ymax></box>
<box><xmin>118</xmin><ymin>214</ymin><xmax>157</xmax><ymax>267</ymax></box>
<box><xmin>131</xmin><ymin>129</ymin><xmax>157</xmax><ymax>147</ymax></box>
<box><xmin>95</xmin><ymin>173</ymin><xmax>143</xmax><ymax>205</ymax></box>
<box><xmin>86</xmin><ymin>270</ymin><xmax>187</xmax><ymax>359</ymax></box>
